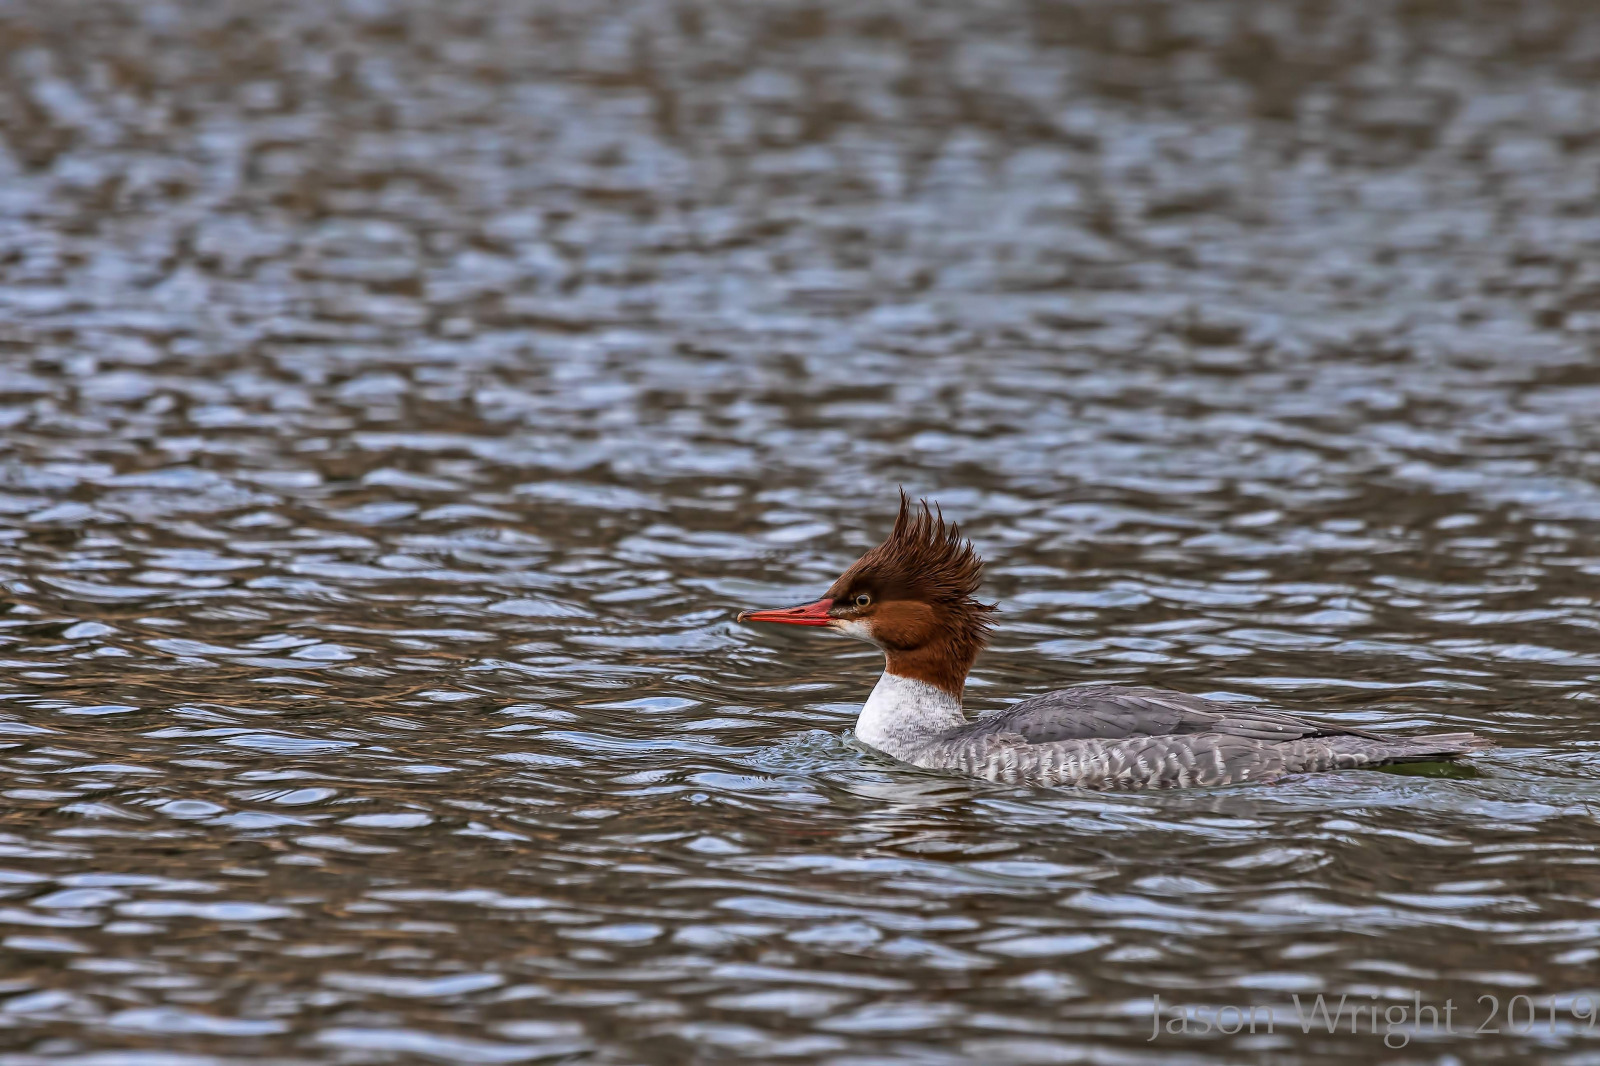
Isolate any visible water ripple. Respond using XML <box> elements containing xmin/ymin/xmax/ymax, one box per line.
<box><xmin>0</xmin><ymin>0</ymin><xmax>1598</xmax><ymax>1062</ymax></box>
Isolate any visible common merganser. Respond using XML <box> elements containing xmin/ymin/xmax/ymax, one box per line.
<box><xmin>738</xmin><ymin>493</ymin><xmax>1489</xmax><ymax>790</ymax></box>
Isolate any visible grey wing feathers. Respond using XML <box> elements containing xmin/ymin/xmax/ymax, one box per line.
<box><xmin>913</xmin><ymin>684</ymin><xmax>1489</xmax><ymax>790</ymax></box>
<box><xmin>964</xmin><ymin>685</ymin><xmax>1387</xmax><ymax>744</ymax></box>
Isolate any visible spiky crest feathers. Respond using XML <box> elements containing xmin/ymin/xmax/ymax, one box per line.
<box><xmin>827</xmin><ymin>490</ymin><xmax>991</xmax><ymax>611</ymax></box>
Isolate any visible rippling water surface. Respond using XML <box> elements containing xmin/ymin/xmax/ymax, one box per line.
<box><xmin>2</xmin><ymin>1</ymin><xmax>1600</xmax><ymax>1062</ymax></box>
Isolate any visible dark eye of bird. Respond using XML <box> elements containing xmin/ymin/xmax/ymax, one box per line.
<box><xmin>854</xmin><ymin>592</ymin><xmax>872</xmax><ymax>608</ymax></box>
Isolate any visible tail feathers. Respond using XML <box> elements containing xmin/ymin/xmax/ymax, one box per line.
<box><xmin>1335</xmin><ymin>731</ymin><xmax>1491</xmax><ymax>765</ymax></box>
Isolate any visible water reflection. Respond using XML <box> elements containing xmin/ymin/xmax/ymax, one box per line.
<box><xmin>0</xmin><ymin>0</ymin><xmax>1599</xmax><ymax>1061</ymax></box>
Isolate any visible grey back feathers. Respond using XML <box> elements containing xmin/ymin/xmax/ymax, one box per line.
<box><xmin>855</xmin><ymin>681</ymin><xmax>1488</xmax><ymax>791</ymax></box>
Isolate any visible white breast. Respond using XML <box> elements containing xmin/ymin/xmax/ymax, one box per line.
<box><xmin>854</xmin><ymin>673</ymin><xmax>965</xmax><ymax>761</ymax></box>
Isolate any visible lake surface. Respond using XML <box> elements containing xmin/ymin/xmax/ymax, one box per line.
<box><xmin>1</xmin><ymin>0</ymin><xmax>1600</xmax><ymax>1062</ymax></box>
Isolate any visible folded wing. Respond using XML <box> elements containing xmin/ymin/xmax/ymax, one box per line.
<box><xmin>959</xmin><ymin>684</ymin><xmax>1388</xmax><ymax>744</ymax></box>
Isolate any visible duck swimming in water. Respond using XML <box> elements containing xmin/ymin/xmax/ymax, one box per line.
<box><xmin>738</xmin><ymin>493</ymin><xmax>1489</xmax><ymax>790</ymax></box>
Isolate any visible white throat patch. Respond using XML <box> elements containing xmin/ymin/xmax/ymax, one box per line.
<box><xmin>832</xmin><ymin>618</ymin><xmax>877</xmax><ymax>645</ymax></box>
<box><xmin>853</xmin><ymin>673</ymin><xmax>965</xmax><ymax>761</ymax></box>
